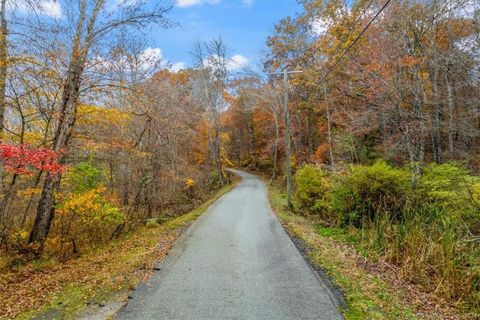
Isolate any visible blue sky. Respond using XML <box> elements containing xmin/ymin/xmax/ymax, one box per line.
<box><xmin>11</xmin><ymin>0</ymin><xmax>302</xmax><ymax>72</ymax></box>
<box><xmin>152</xmin><ymin>0</ymin><xmax>302</xmax><ymax>71</ymax></box>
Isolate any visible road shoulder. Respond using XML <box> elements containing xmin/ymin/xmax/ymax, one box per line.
<box><xmin>267</xmin><ymin>182</ymin><xmax>468</xmax><ymax>320</ymax></box>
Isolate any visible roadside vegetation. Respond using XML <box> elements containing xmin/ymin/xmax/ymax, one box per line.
<box><xmin>0</xmin><ymin>180</ymin><xmax>236</xmax><ymax>319</ymax></box>
<box><xmin>273</xmin><ymin>161</ymin><xmax>479</xmax><ymax>319</ymax></box>
<box><xmin>270</xmin><ymin>182</ymin><xmax>467</xmax><ymax>319</ymax></box>
<box><xmin>0</xmin><ymin>1</ymin><xmax>237</xmax><ymax>316</ymax></box>
<box><xmin>219</xmin><ymin>0</ymin><xmax>479</xmax><ymax>318</ymax></box>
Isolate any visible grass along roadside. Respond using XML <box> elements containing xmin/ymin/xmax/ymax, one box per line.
<box><xmin>0</xmin><ymin>178</ymin><xmax>238</xmax><ymax>320</ymax></box>
<box><xmin>267</xmin><ymin>184</ymin><xmax>471</xmax><ymax>320</ymax></box>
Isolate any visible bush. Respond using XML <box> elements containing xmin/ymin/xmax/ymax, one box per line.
<box><xmin>52</xmin><ymin>161</ymin><xmax>122</xmax><ymax>255</ymax></box>
<box><xmin>291</xmin><ymin>160</ymin><xmax>479</xmax><ymax>310</ymax></box>
<box><xmin>419</xmin><ymin>163</ymin><xmax>470</xmax><ymax>205</ymax></box>
<box><xmin>294</xmin><ymin>164</ymin><xmax>331</xmax><ymax>215</ymax></box>
<box><xmin>330</xmin><ymin>160</ymin><xmax>411</xmax><ymax>226</ymax></box>
<box><xmin>208</xmin><ymin>170</ymin><xmax>228</xmax><ymax>189</ymax></box>
<box><xmin>56</xmin><ymin>186</ymin><xmax>124</xmax><ymax>254</ymax></box>
<box><xmin>64</xmin><ymin>160</ymin><xmax>105</xmax><ymax>193</ymax></box>
<box><xmin>417</xmin><ymin>163</ymin><xmax>480</xmax><ymax>231</ymax></box>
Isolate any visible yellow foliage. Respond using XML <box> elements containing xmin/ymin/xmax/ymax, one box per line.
<box><xmin>57</xmin><ymin>186</ymin><xmax>124</xmax><ymax>226</ymax></box>
<box><xmin>15</xmin><ymin>229</ymin><xmax>29</xmax><ymax>241</ymax></box>
<box><xmin>185</xmin><ymin>178</ymin><xmax>195</xmax><ymax>188</ymax></box>
<box><xmin>59</xmin><ymin>187</ymin><xmax>102</xmax><ymax>215</ymax></box>
<box><xmin>22</xmin><ymin>132</ymin><xmax>45</xmax><ymax>145</ymax></box>
<box><xmin>77</xmin><ymin>104</ymin><xmax>131</xmax><ymax>127</ymax></box>
<box><xmin>17</xmin><ymin>187</ymin><xmax>42</xmax><ymax>198</ymax></box>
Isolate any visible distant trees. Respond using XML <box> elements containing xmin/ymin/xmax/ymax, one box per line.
<box><xmin>192</xmin><ymin>38</ymin><xmax>230</xmax><ymax>186</ymax></box>
<box><xmin>218</xmin><ymin>1</ymin><xmax>480</xmax><ymax>311</ymax></box>
<box><xmin>222</xmin><ymin>0</ymin><xmax>480</xmax><ymax>178</ymax></box>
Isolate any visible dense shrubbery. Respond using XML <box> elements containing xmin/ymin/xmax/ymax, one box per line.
<box><xmin>293</xmin><ymin>165</ymin><xmax>330</xmax><ymax>216</ymax></box>
<box><xmin>53</xmin><ymin>161</ymin><xmax>123</xmax><ymax>256</ymax></box>
<box><xmin>419</xmin><ymin>163</ymin><xmax>480</xmax><ymax>232</ymax></box>
<box><xmin>293</xmin><ymin>161</ymin><xmax>480</xmax><ymax>309</ymax></box>
<box><xmin>330</xmin><ymin>161</ymin><xmax>411</xmax><ymax>226</ymax></box>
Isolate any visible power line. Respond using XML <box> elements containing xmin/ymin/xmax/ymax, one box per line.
<box><xmin>308</xmin><ymin>0</ymin><xmax>376</xmax><ymax>90</ymax></box>
<box><xmin>305</xmin><ymin>0</ymin><xmax>392</xmax><ymax>103</ymax></box>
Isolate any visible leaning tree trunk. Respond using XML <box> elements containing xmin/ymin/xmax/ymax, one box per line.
<box><xmin>28</xmin><ymin>0</ymin><xmax>101</xmax><ymax>248</ymax></box>
<box><xmin>28</xmin><ymin>61</ymin><xmax>84</xmax><ymax>245</ymax></box>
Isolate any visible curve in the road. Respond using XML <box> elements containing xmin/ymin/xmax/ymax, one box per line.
<box><xmin>116</xmin><ymin>170</ymin><xmax>343</xmax><ymax>320</ymax></box>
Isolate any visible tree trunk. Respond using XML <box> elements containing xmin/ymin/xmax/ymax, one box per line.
<box><xmin>429</xmin><ymin>2</ymin><xmax>443</xmax><ymax>164</ymax></box>
<box><xmin>445</xmin><ymin>68</ymin><xmax>454</xmax><ymax>157</ymax></box>
<box><xmin>214</xmin><ymin>122</ymin><xmax>225</xmax><ymax>186</ymax></box>
<box><xmin>28</xmin><ymin>174</ymin><xmax>61</xmax><ymax>246</ymax></box>
<box><xmin>246</xmin><ymin>107</ymin><xmax>255</xmax><ymax>169</ymax></box>
<box><xmin>430</xmin><ymin>61</ymin><xmax>443</xmax><ymax>164</ymax></box>
<box><xmin>283</xmin><ymin>70</ymin><xmax>292</xmax><ymax>208</ymax></box>
<box><xmin>29</xmin><ymin>0</ymin><xmax>102</xmax><ymax>248</ymax></box>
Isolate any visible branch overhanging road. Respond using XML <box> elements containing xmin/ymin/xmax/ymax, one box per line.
<box><xmin>116</xmin><ymin>170</ymin><xmax>343</xmax><ymax>320</ymax></box>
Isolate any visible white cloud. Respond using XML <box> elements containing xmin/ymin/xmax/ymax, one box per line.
<box><xmin>39</xmin><ymin>0</ymin><xmax>62</xmax><ymax>18</ymax></box>
<box><xmin>140</xmin><ymin>47</ymin><xmax>163</xmax><ymax>61</ymax></box>
<box><xmin>201</xmin><ymin>54</ymin><xmax>249</xmax><ymax>72</ymax></box>
<box><xmin>170</xmin><ymin>62</ymin><xmax>186</xmax><ymax>72</ymax></box>
<box><xmin>115</xmin><ymin>0</ymin><xmax>142</xmax><ymax>6</ymax></box>
<box><xmin>242</xmin><ymin>0</ymin><xmax>253</xmax><ymax>6</ymax></box>
<box><xmin>176</xmin><ymin>0</ymin><xmax>220</xmax><ymax>8</ymax></box>
<box><xmin>311</xmin><ymin>18</ymin><xmax>330</xmax><ymax>36</ymax></box>
<box><xmin>138</xmin><ymin>47</ymin><xmax>163</xmax><ymax>71</ymax></box>
<box><xmin>8</xmin><ymin>0</ymin><xmax>62</xmax><ymax>19</ymax></box>
<box><xmin>227</xmin><ymin>54</ymin><xmax>249</xmax><ymax>71</ymax></box>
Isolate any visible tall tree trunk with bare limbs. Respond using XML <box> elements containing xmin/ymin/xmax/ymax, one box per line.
<box><xmin>28</xmin><ymin>0</ymin><xmax>171</xmax><ymax>249</ymax></box>
<box><xmin>0</xmin><ymin>0</ymin><xmax>7</xmax><ymax>232</ymax></box>
<box><xmin>29</xmin><ymin>0</ymin><xmax>100</xmax><ymax>247</ymax></box>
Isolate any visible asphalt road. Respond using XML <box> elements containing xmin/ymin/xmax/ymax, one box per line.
<box><xmin>116</xmin><ymin>170</ymin><xmax>343</xmax><ymax>320</ymax></box>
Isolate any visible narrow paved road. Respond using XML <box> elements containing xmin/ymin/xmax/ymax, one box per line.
<box><xmin>116</xmin><ymin>171</ymin><xmax>342</xmax><ymax>320</ymax></box>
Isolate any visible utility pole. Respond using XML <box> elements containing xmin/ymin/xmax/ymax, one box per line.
<box><xmin>269</xmin><ymin>69</ymin><xmax>302</xmax><ymax>208</ymax></box>
<box><xmin>279</xmin><ymin>69</ymin><xmax>302</xmax><ymax>208</ymax></box>
<box><xmin>324</xmin><ymin>82</ymin><xmax>335</xmax><ymax>168</ymax></box>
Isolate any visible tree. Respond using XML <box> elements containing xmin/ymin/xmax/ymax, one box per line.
<box><xmin>191</xmin><ymin>38</ymin><xmax>230</xmax><ymax>186</ymax></box>
<box><xmin>28</xmin><ymin>0</ymin><xmax>172</xmax><ymax>249</ymax></box>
